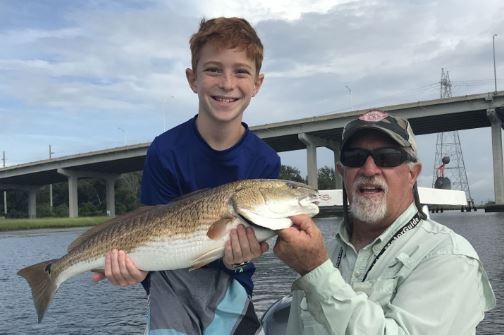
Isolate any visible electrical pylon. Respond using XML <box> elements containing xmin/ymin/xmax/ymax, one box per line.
<box><xmin>432</xmin><ymin>68</ymin><xmax>473</xmax><ymax>206</ymax></box>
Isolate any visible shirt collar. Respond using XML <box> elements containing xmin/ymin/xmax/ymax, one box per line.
<box><xmin>336</xmin><ymin>203</ymin><xmax>419</xmax><ymax>253</ymax></box>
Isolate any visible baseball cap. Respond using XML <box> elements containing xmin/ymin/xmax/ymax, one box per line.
<box><xmin>341</xmin><ymin>110</ymin><xmax>418</xmax><ymax>158</ymax></box>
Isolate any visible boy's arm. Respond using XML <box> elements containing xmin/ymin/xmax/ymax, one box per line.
<box><xmin>92</xmin><ymin>138</ymin><xmax>178</xmax><ymax>289</ymax></box>
<box><xmin>140</xmin><ymin>138</ymin><xmax>180</xmax><ymax>205</ymax></box>
<box><xmin>91</xmin><ymin>250</ymin><xmax>148</xmax><ymax>286</ymax></box>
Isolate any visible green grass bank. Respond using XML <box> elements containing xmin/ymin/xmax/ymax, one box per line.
<box><xmin>0</xmin><ymin>216</ymin><xmax>109</xmax><ymax>232</ymax></box>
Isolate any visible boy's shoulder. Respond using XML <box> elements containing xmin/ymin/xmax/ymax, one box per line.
<box><xmin>243</xmin><ymin>125</ymin><xmax>279</xmax><ymax>157</ymax></box>
<box><xmin>153</xmin><ymin>117</ymin><xmax>195</xmax><ymax>143</ymax></box>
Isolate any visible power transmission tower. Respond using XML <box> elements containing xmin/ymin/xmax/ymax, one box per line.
<box><xmin>432</xmin><ymin>68</ymin><xmax>473</xmax><ymax>207</ymax></box>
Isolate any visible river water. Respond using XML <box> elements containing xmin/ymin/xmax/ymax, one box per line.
<box><xmin>1</xmin><ymin>211</ymin><xmax>502</xmax><ymax>334</ymax></box>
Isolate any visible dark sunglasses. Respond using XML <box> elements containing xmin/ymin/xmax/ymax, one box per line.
<box><xmin>341</xmin><ymin>147</ymin><xmax>415</xmax><ymax>168</ymax></box>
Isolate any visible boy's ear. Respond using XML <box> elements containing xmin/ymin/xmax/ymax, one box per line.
<box><xmin>186</xmin><ymin>68</ymin><xmax>197</xmax><ymax>93</ymax></box>
<box><xmin>252</xmin><ymin>73</ymin><xmax>265</xmax><ymax>97</ymax></box>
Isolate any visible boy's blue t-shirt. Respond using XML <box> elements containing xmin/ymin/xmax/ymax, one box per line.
<box><xmin>140</xmin><ymin>115</ymin><xmax>280</xmax><ymax>294</ymax></box>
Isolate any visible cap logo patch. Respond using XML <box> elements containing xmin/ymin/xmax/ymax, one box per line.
<box><xmin>359</xmin><ymin>110</ymin><xmax>389</xmax><ymax>122</ymax></box>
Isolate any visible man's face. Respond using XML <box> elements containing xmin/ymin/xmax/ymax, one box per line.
<box><xmin>185</xmin><ymin>43</ymin><xmax>264</xmax><ymax>124</ymax></box>
<box><xmin>337</xmin><ymin>130</ymin><xmax>421</xmax><ymax>225</ymax></box>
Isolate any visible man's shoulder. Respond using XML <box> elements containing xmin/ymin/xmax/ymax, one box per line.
<box><xmin>417</xmin><ymin>218</ymin><xmax>478</xmax><ymax>259</ymax></box>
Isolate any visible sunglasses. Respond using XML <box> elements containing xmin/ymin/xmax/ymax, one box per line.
<box><xmin>341</xmin><ymin>147</ymin><xmax>415</xmax><ymax>168</ymax></box>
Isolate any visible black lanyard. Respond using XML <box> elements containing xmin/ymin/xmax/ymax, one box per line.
<box><xmin>335</xmin><ymin>213</ymin><xmax>421</xmax><ymax>282</ymax></box>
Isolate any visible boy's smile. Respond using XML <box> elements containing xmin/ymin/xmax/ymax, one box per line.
<box><xmin>186</xmin><ymin>44</ymin><xmax>264</xmax><ymax>125</ymax></box>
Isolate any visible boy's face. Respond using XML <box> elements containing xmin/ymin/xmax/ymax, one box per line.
<box><xmin>186</xmin><ymin>43</ymin><xmax>264</xmax><ymax>124</ymax></box>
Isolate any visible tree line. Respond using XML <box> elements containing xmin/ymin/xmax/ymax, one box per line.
<box><xmin>3</xmin><ymin>165</ymin><xmax>338</xmax><ymax>218</ymax></box>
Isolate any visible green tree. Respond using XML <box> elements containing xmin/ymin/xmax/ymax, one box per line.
<box><xmin>115</xmin><ymin>172</ymin><xmax>142</xmax><ymax>214</ymax></box>
<box><xmin>318</xmin><ymin>166</ymin><xmax>337</xmax><ymax>190</ymax></box>
<box><xmin>279</xmin><ymin>165</ymin><xmax>305</xmax><ymax>183</ymax></box>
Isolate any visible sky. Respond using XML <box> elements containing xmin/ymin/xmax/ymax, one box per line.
<box><xmin>0</xmin><ymin>0</ymin><xmax>503</xmax><ymax>204</ymax></box>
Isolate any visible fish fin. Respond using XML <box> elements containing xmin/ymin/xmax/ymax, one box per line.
<box><xmin>67</xmin><ymin>206</ymin><xmax>156</xmax><ymax>252</ymax></box>
<box><xmin>207</xmin><ymin>217</ymin><xmax>234</xmax><ymax>240</ymax></box>
<box><xmin>17</xmin><ymin>259</ymin><xmax>59</xmax><ymax>323</ymax></box>
<box><xmin>190</xmin><ymin>248</ymin><xmax>224</xmax><ymax>270</ymax></box>
<box><xmin>236</xmin><ymin>208</ymin><xmax>293</xmax><ymax>230</ymax></box>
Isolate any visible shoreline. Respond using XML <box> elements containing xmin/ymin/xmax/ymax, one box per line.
<box><xmin>0</xmin><ymin>216</ymin><xmax>108</xmax><ymax>232</ymax></box>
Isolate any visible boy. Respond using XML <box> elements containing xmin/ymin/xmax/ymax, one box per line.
<box><xmin>93</xmin><ymin>17</ymin><xmax>280</xmax><ymax>334</ymax></box>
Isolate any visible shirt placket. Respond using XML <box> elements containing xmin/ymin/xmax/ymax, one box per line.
<box><xmin>351</xmin><ymin>246</ymin><xmax>374</xmax><ymax>284</ymax></box>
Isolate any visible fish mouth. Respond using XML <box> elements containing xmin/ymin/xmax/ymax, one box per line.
<box><xmin>300</xmin><ymin>195</ymin><xmax>319</xmax><ymax>207</ymax></box>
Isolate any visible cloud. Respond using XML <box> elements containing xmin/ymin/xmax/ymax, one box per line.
<box><xmin>0</xmin><ymin>0</ymin><xmax>503</xmax><ymax>202</ymax></box>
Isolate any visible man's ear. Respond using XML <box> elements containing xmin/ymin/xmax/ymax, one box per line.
<box><xmin>186</xmin><ymin>68</ymin><xmax>197</xmax><ymax>93</ymax></box>
<box><xmin>409</xmin><ymin>162</ymin><xmax>422</xmax><ymax>186</ymax></box>
<box><xmin>252</xmin><ymin>73</ymin><xmax>264</xmax><ymax>97</ymax></box>
<box><xmin>336</xmin><ymin>161</ymin><xmax>345</xmax><ymax>177</ymax></box>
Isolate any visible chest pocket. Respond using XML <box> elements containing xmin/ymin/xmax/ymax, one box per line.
<box><xmin>351</xmin><ymin>251</ymin><xmax>415</xmax><ymax>307</ymax></box>
<box><xmin>352</xmin><ymin>277</ymin><xmax>398</xmax><ymax>307</ymax></box>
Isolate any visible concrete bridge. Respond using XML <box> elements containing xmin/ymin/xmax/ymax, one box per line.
<box><xmin>1</xmin><ymin>91</ymin><xmax>503</xmax><ymax>218</ymax></box>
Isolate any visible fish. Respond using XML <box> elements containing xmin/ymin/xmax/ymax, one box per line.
<box><xmin>18</xmin><ymin>178</ymin><xmax>319</xmax><ymax>323</ymax></box>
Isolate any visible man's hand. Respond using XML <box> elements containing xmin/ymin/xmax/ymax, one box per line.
<box><xmin>274</xmin><ymin>214</ymin><xmax>328</xmax><ymax>275</ymax></box>
<box><xmin>223</xmin><ymin>224</ymin><xmax>269</xmax><ymax>269</ymax></box>
<box><xmin>91</xmin><ymin>249</ymin><xmax>148</xmax><ymax>286</ymax></box>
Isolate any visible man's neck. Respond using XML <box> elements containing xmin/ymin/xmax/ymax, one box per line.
<box><xmin>196</xmin><ymin>115</ymin><xmax>245</xmax><ymax>151</ymax></box>
<box><xmin>350</xmin><ymin>220</ymin><xmax>390</xmax><ymax>251</ymax></box>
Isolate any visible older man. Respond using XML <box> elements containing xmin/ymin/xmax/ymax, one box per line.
<box><xmin>274</xmin><ymin>110</ymin><xmax>495</xmax><ymax>334</ymax></box>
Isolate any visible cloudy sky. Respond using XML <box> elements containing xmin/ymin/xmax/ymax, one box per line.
<box><xmin>1</xmin><ymin>0</ymin><xmax>503</xmax><ymax>203</ymax></box>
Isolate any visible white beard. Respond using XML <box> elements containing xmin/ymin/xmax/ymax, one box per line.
<box><xmin>349</xmin><ymin>176</ymin><xmax>388</xmax><ymax>224</ymax></box>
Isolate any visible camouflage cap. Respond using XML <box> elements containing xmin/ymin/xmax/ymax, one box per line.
<box><xmin>341</xmin><ymin>110</ymin><xmax>418</xmax><ymax>158</ymax></box>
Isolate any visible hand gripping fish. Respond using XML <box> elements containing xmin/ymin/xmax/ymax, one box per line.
<box><xmin>18</xmin><ymin>179</ymin><xmax>319</xmax><ymax>323</ymax></box>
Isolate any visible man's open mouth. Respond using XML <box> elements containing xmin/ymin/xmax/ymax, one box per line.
<box><xmin>358</xmin><ymin>184</ymin><xmax>385</xmax><ymax>194</ymax></box>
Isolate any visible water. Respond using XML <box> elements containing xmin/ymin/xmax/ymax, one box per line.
<box><xmin>1</xmin><ymin>212</ymin><xmax>502</xmax><ymax>334</ymax></box>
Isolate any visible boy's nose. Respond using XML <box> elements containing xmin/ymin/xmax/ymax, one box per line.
<box><xmin>219</xmin><ymin>72</ymin><xmax>235</xmax><ymax>91</ymax></box>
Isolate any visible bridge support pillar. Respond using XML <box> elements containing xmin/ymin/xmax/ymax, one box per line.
<box><xmin>105</xmin><ymin>176</ymin><xmax>119</xmax><ymax>217</ymax></box>
<box><xmin>298</xmin><ymin>133</ymin><xmax>341</xmax><ymax>189</ymax></box>
<box><xmin>58</xmin><ymin>168</ymin><xmax>120</xmax><ymax>218</ymax></box>
<box><xmin>332</xmin><ymin>146</ymin><xmax>342</xmax><ymax>188</ymax></box>
<box><xmin>3</xmin><ymin>191</ymin><xmax>6</xmax><ymax>216</ymax></box>
<box><xmin>28</xmin><ymin>188</ymin><xmax>37</xmax><ymax>219</ymax></box>
<box><xmin>68</xmin><ymin>175</ymin><xmax>79</xmax><ymax>218</ymax></box>
<box><xmin>1</xmin><ymin>184</ymin><xmax>40</xmax><ymax>218</ymax></box>
<box><xmin>487</xmin><ymin>109</ymin><xmax>504</xmax><ymax>204</ymax></box>
<box><xmin>298</xmin><ymin>133</ymin><xmax>318</xmax><ymax>189</ymax></box>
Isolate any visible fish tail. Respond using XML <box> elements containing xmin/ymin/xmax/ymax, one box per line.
<box><xmin>17</xmin><ymin>259</ymin><xmax>60</xmax><ymax>323</ymax></box>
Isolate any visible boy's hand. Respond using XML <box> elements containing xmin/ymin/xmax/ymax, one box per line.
<box><xmin>274</xmin><ymin>214</ymin><xmax>328</xmax><ymax>275</ymax></box>
<box><xmin>91</xmin><ymin>249</ymin><xmax>148</xmax><ymax>286</ymax></box>
<box><xmin>223</xmin><ymin>224</ymin><xmax>269</xmax><ymax>270</ymax></box>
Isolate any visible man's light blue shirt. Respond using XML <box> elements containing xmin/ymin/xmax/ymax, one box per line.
<box><xmin>287</xmin><ymin>203</ymin><xmax>495</xmax><ymax>335</ymax></box>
